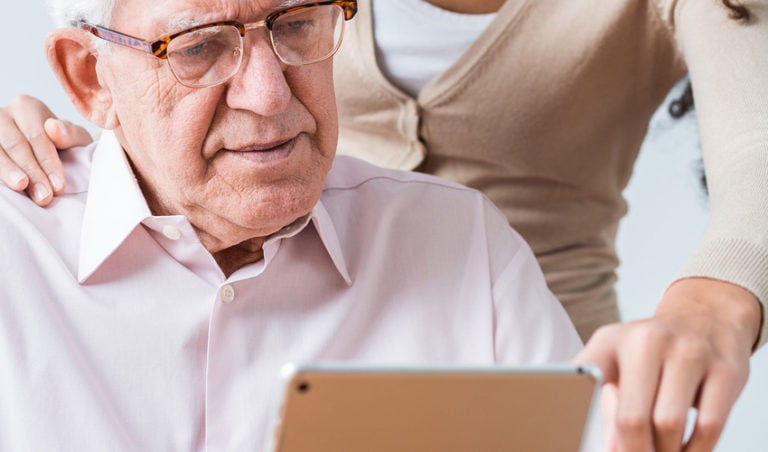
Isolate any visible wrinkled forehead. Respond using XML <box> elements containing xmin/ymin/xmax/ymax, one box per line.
<box><xmin>112</xmin><ymin>0</ymin><xmax>309</xmax><ymax>35</ymax></box>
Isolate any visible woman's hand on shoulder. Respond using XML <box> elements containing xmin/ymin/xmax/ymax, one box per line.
<box><xmin>0</xmin><ymin>94</ymin><xmax>93</xmax><ymax>205</ymax></box>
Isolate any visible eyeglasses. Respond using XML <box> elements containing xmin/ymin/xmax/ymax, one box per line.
<box><xmin>72</xmin><ymin>1</ymin><xmax>358</xmax><ymax>88</ymax></box>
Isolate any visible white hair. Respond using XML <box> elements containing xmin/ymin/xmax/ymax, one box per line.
<box><xmin>47</xmin><ymin>0</ymin><xmax>116</xmax><ymax>28</ymax></box>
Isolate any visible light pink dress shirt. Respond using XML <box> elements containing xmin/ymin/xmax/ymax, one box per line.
<box><xmin>0</xmin><ymin>131</ymin><xmax>582</xmax><ymax>451</ymax></box>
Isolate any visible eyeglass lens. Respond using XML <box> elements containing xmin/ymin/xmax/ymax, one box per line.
<box><xmin>166</xmin><ymin>4</ymin><xmax>344</xmax><ymax>87</ymax></box>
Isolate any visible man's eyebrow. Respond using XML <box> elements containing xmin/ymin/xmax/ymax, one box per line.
<box><xmin>159</xmin><ymin>0</ymin><xmax>309</xmax><ymax>33</ymax></box>
<box><xmin>276</xmin><ymin>0</ymin><xmax>310</xmax><ymax>8</ymax></box>
<box><xmin>166</xmin><ymin>17</ymin><xmax>202</xmax><ymax>33</ymax></box>
<box><xmin>162</xmin><ymin>1</ymin><xmax>308</xmax><ymax>32</ymax></box>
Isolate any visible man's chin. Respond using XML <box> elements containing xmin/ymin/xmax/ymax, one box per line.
<box><xmin>226</xmin><ymin>197</ymin><xmax>316</xmax><ymax>234</ymax></box>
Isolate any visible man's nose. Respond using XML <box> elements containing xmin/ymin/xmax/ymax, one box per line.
<box><xmin>225</xmin><ymin>35</ymin><xmax>292</xmax><ymax>116</ymax></box>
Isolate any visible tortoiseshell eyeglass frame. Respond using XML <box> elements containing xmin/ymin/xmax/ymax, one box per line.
<box><xmin>71</xmin><ymin>0</ymin><xmax>358</xmax><ymax>60</ymax></box>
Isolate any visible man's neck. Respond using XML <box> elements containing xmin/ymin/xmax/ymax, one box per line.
<box><xmin>212</xmin><ymin>237</ymin><xmax>267</xmax><ymax>278</ymax></box>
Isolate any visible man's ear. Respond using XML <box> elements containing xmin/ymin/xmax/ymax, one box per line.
<box><xmin>45</xmin><ymin>29</ymin><xmax>118</xmax><ymax>129</ymax></box>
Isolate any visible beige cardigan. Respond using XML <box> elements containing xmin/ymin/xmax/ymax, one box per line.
<box><xmin>333</xmin><ymin>0</ymin><xmax>768</xmax><ymax>342</ymax></box>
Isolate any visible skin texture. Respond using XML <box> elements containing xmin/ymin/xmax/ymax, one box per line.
<box><xmin>0</xmin><ymin>1</ymin><xmax>763</xmax><ymax>451</ymax></box>
<box><xmin>44</xmin><ymin>0</ymin><xmax>338</xmax><ymax>274</ymax></box>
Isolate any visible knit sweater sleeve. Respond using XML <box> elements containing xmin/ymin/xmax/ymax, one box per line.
<box><xmin>656</xmin><ymin>0</ymin><xmax>768</xmax><ymax>347</ymax></box>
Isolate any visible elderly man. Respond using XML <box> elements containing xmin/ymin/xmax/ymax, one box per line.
<box><xmin>0</xmin><ymin>0</ymin><xmax>582</xmax><ymax>449</ymax></box>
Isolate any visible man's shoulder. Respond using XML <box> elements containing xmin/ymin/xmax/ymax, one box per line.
<box><xmin>320</xmin><ymin>155</ymin><xmax>518</xmax><ymax>249</ymax></box>
<box><xmin>0</xmin><ymin>143</ymin><xmax>94</xmax><ymax>238</ymax></box>
<box><xmin>318</xmin><ymin>156</ymin><xmax>529</xmax><ymax>288</ymax></box>
<box><xmin>59</xmin><ymin>143</ymin><xmax>98</xmax><ymax>195</ymax></box>
<box><xmin>0</xmin><ymin>141</ymin><xmax>93</xmax><ymax>210</ymax></box>
<box><xmin>324</xmin><ymin>155</ymin><xmax>479</xmax><ymax>197</ymax></box>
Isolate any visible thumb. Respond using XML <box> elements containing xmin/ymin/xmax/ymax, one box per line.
<box><xmin>44</xmin><ymin>118</ymin><xmax>93</xmax><ymax>149</ymax></box>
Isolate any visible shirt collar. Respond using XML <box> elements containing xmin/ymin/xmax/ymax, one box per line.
<box><xmin>310</xmin><ymin>202</ymin><xmax>352</xmax><ymax>285</ymax></box>
<box><xmin>78</xmin><ymin>130</ymin><xmax>351</xmax><ymax>285</ymax></box>
<box><xmin>78</xmin><ymin>131</ymin><xmax>152</xmax><ymax>282</ymax></box>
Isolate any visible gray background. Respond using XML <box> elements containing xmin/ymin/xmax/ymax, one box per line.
<box><xmin>1</xmin><ymin>2</ymin><xmax>765</xmax><ymax>449</ymax></box>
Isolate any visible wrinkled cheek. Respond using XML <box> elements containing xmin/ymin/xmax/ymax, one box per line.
<box><xmin>317</xmin><ymin>72</ymin><xmax>339</xmax><ymax>158</ymax></box>
<box><xmin>288</xmin><ymin>62</ymin><xmax>338</xmax><ymax>160</ymax></box>
<box><xmin>311</xmin><ymin>101</ymin><xmax>339</xmax><ymax>163</ymax></box>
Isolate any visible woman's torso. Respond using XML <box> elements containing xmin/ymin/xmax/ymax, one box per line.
<box><xmin>334</xmin><ymin>0</ymin><xmax>686</xmax><ymax>339</ymax></box>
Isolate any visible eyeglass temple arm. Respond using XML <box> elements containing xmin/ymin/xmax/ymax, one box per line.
<box><xmin>71</xmin><ymin>20</ymin><xmax>163</xmax><ymax>57</ymax></box>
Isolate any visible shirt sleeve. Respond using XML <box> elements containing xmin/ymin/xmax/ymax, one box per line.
<box><xmin>656</xmin><ymin>0</ymin><xmax>768</xmax><ymax>347</ymax></box>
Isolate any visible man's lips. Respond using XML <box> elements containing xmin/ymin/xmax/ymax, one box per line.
<box><xmin>224</xmin><ymin>137</ymin><xmax>297</xmax><ymax>163</ymax></box>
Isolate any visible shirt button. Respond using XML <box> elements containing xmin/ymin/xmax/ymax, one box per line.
<box><xmin>162</xmin><ymin>225</ymin><xmax>182</xmax><ymax>241</ymax></box>
<box><xmin>220</xmin><ymin>285</ymin><xmax>235</xmax><ymax>304</ymax></box>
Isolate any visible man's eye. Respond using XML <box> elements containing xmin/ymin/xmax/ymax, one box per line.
<box><xmin>285</xmin><ymin>20</ymin><xmax>310</xmax><ymax>30</ymax></box>
<box><xmin>182</xmin><ymin>43</ymin><xmax>206</xmax><ymax>56</ymax></box>
<box><xmin>174</xmin><ymin>39</ymin><xmax>225</xmax><ymax>59</ymax></box>
<box><xmin>276</xmin><ymin>19</ymin><xmax>315</xmax><ymax>34</ymax></box>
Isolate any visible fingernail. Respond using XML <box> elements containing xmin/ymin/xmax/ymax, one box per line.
<box><xmin>32</xmin><ymin>183</ymin><xmax>51</xmax><ymax>203</ymax></box>
<box><xmin>9</xmin><ymin>170</ymin><xmax>27</xmax><ymax>188</ymax></box>
<box><xmin>48</xmin><ymin>173</ymin><xmax>64</xmax><ymax>192</ymax></box>
<box><xmin>46</xmin><ymin>118</ymin><xmax>66</xmax><ymax>138</ymax></box>
<box><xmin>55</xmin><ymin>120</ymin><xmax>69</xmax><ymax>138</ymax></box>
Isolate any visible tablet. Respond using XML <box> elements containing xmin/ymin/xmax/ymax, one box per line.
<box><xmin>270</xmin><ymin>363</ymin><xmax>602</xmax><ymax>452</ymax></box>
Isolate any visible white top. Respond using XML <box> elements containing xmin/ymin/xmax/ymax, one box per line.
<box><xmin>373</xmin><ymin>0</ymin><xmax>496</xmax><ymax>96</ymax></box>
<box><xmin>0</xmin><ymin>130</ymin><xmax>582</xmax><ymax>451</ymax></box>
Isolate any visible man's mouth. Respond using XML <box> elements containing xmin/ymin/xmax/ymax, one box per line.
<box><xmin>225</xmin><ymin>136</ymin><xmax>297</xmax><ymax>163</ymax></box>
